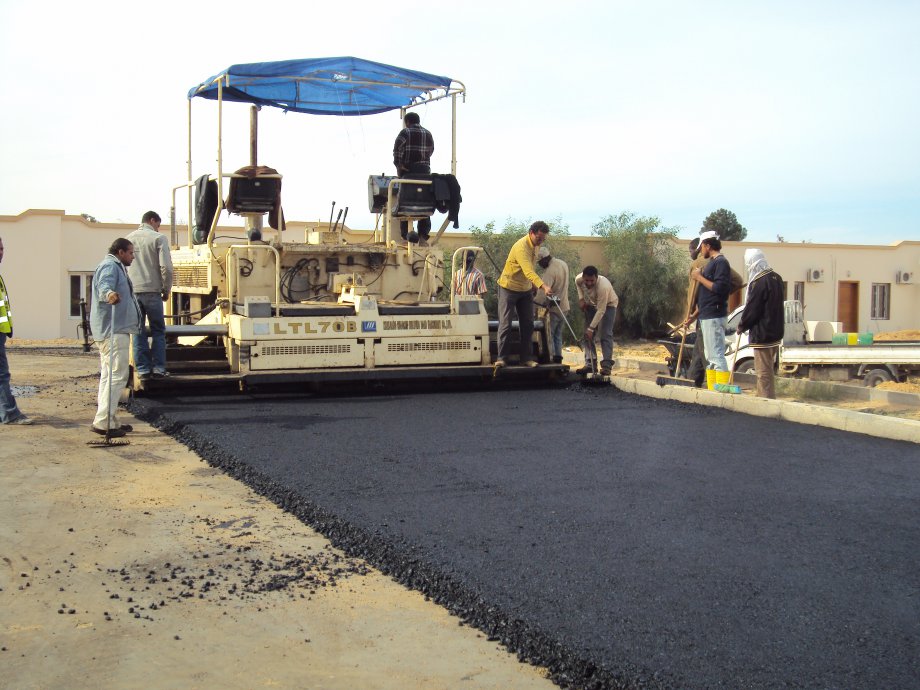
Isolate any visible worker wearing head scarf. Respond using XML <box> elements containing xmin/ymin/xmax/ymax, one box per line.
<box><xmin>736</xmin><ymin>248</ymin><xmax>785</xmax><ymax>398</ymax></box>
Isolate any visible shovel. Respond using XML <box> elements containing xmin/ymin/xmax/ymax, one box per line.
<box><xmin>656</xmin><ymin>281</ymin><xmax>698</xmax><ymax>387</ymax></box>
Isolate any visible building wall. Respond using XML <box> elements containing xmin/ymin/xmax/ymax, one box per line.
<box><xmin>2</xmin><ymin>209</ymin><xmax>918</xmax><ymax>338</ymax></box>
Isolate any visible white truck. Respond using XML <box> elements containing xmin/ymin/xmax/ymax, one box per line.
<box><xmin>728</xmin><ymin>301</ymin><xmax>920</xmax><ymax>387</ymax></box>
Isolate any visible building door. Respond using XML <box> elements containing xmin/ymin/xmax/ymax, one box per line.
<box><xmin>837</xmin><ymin>281</ymin><xmax>859</xmax><ymax>332</ymax></box>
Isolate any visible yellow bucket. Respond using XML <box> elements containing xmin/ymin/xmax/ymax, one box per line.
<box><xmin>847</xmin><ymin>332</ymin><xmax>858</xmax><ymax>345</ymax></box>
<box><xmin>716</xmin><ymin>370</ymin><xmax>731</xmax><ymax>387</ymax></box>
<box><xmin>706</xmin><ymin>369</ymin><xmax>718</xmax><ymax>390</ymax></box>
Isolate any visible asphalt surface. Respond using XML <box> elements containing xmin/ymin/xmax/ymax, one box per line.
<box><xmin>132</xmin><ymin>384</ymin><xmax>920</xmax><ymax>689</ymax></box>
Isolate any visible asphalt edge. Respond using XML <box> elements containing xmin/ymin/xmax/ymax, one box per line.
<box><xmin>127</xmin><ymin>400</ymin><xmax>659</xmax><ymax>690</ymax></box>
<box><xmin>611</xmin><ymin>376</ymin><xmax>920</xmax><ymax>445</ymax></box>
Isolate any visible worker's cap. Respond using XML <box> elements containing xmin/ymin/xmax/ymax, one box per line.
<box><xmin>698</xmin><ymin>230</ymin><xmax>719</xmax><ymax>244</ymax></box>
<box><xmin>538</xmin><ymin>246</ymin><xmax>550</xmax><ymax>259</ymax></box>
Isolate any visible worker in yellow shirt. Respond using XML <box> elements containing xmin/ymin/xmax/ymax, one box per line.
<box><xmin>495</xmin><ymin>221</ymin><xmax>554</xmax><ymax>367</ymax></box>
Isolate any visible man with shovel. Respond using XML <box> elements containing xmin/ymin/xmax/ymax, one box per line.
<box><xmin>574</xmin><ymin>266</ymin><xmax>618</xmax><ymax>376</ymax></box>
<box><xmin>535</xmin><ymin>246</ymin><xmax>570</xmax><ymax>364</ymax></box>
<box><xmin>90</xmin><ymin>239</ymin><xmax>141</xmax><ymax>438</ymax></box>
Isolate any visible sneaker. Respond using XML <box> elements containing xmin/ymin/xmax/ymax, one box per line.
<box><xmin>493</xmin><ymin>359</ymin><xmax>506</xmax><ymax>369</ymax></box>
<box><xmin>8</xmin><ymin>415</ymin><xmax>33</xmax><ymax>425</ymax></box>
<box><xmin>552</xmin><ymin>355</ymin><xmax>564</xmax><ymax>364</ymax></box>
<box><xmin>91</xmin><ymin>425</ymin><xmax>127</xmax><ymax>438</ymax></box>
<box><xmin>137</xmin><ymin>372</ymin><xmax>151</xmax><ymax>381</ymax></box>
<box><xmin>119</xmin><ymin>424</ymin><xmax>133</xmax><ymax>432</ymax></box>
<box><xmin>151</xmin><ymin>371</ymin><xmax>169</xmax><ymax>379</ymax></box>
<box><xmin>575</xmin><ymin>365</ymin><xmax>593</xmax><ymax>375</ymax></box>
<box><xmin>522</xmin><ymin>360</ymin><xmax>539</xmax><ymax>368</ymax></box>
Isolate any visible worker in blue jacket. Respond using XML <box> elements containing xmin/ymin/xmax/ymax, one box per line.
<box><xmin>89</xmin><ymin>238</ymin><xmax>141</xmax><ymax>437</ymax></box>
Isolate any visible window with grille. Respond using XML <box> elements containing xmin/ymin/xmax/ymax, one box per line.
<box><xmin>69</xmin><ymin>273</ymin><xmax>94</xmax><ymax>317</ymax></box>
<box><xmin>870</xmin><ymin>283</ymin><xmax>890</xmax><ymax>320</ymax></box>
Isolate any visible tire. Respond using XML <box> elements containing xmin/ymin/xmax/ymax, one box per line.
<box><xmin>864</xmin><ymin>368</ymin><xmax>893</xmax><ymax>387</ymax></box>
<box><xmin>735</xmin><ymin>358</ymin><xmax>755</xmax><ymax>375</ymax></box>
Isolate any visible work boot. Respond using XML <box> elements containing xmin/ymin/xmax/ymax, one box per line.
<box><xmin>600</xmin><ymin>366</ymin><xmax>611</xmax><ymax>376</ymax></box>
<box><xmin>552</xmin><ymin>355</ymin><xmax>563</xmax><ymax>364</ymax></box>
<box><xmin>493</xmin><ymin>359</ymin><xmax>506</xmax><ymax>369</ymax></box>
<box><xmin>523</xmin><ymin>360</ymin><xmax>539</xmax><ymax>368</ymax></box>
<box><xmin>575</xmin><ymin>364</ymin><xmax>593</xmax><ymax>375</ymax></box>
<box><xmin>91</xmin><ymin>425</ymin><xmax>127</xmax><ymax>438</ymax></box>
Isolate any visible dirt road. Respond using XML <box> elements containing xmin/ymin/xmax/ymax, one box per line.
<box><xmin>1</xmin><ymin>350</ymin><xmax>553</xmax><ymax>689</ymax></box>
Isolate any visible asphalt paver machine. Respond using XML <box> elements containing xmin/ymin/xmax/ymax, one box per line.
<box><xmin>144</xmin><ymin>57</ymin><xmax>565</xmax><ymax>394</ymax></box>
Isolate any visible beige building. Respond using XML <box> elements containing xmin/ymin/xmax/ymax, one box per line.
<box><xmin>1</xmin><ymin>209</ymin><xmax>917</xmax><ymax>339</ymax></box>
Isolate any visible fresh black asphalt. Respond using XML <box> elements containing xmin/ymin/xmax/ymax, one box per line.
<box><xmin>132</xmin><ymin>385</ymin><xmax>920</xmax><ymax>689</ymax></box>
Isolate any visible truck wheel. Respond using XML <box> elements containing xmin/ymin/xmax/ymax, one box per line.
<box><xmin>735</xmin><ymin>359</ymin><xmax>755</xmax><ymax>375</ymax></box>
<box><xmin>864</xmin><ymin>368</ymin><xmax>893</xmax><ymax>387</ymax></box>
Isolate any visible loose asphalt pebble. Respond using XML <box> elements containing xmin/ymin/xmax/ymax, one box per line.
<box><xmin>130</xmin><ymin>384</ymin><xmax>920</xmax><ymax>689</ymax></box>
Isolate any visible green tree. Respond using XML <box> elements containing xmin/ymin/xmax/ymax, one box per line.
<box><xmin>701</xmin><ymin>208</ymin><xmax>747</xmax><ymax>241</ymax></box>
<box><xmin>592</xmin><ymin>212</ymin><xmax>687</xmax><ymax>338</ymax></box>
<box><xmin>466</xmin><ymin>217</ymin><xmax>585</xmax><ymax>341</ymax></box>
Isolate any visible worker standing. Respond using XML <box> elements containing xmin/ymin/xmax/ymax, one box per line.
<box><xmin>126</xmin><ymin>211</ymin><xmax>173</xmax><ymax>380</ymax></box>
<box><xmin>736</xmin><ymin>248</ymin><xmax>785</xmax><ymax>398</ymax></box>
<box><xmin>495</xmin><ymin>221</ymin><xmax>554</xmax><ymax>368</ymax></box>
<box><xmin>535</xmin><ymin>246</ymin><xmax>570</xmax><ymax>364</ymax></box>
<box><xmin>90</xmin><ymin>239</ymin><xmax>141</xmax><ymax>438</ymax></box>
<box><xmin>0</xmin><ymin>236</ymin><xmax>32</xmax><ymax>425</ymax></box>
<box><xmin>682</xmin><ymin>235</ymin><xmax>744</xmax><ymax>386</ymax></box>
<box><xmin>690</xmin><ymin>231</ymin><xmax>732</xmax><ymax>372</ymax></box>
<box><xmin>574</xmin><ymin>266</ymin><xmax>618</xmax><ymax>376</ymax></box>
<box><xmin>451</xmin><ymin>250</ymin><xmax>488</xmax><ymax>298</ymax></box>
<box><xmin>393</xmin><ymin>111</ymin><xmax>434</xmax><ymax>244</ymax></box>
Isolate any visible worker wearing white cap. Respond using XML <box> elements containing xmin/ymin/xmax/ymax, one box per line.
<box><xmin>690</xmin><ymin>231</ymin><xmax>732</xmax><ymax>372</ymax></box>
<box><xmin>535</xmin><ymin>245</ymin><xmax>570</xmax><ymax>364</ymax></box>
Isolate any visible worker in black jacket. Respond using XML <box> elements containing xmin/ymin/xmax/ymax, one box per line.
<box><xmin>736</xmin><ymin>248</ymin><xmax>785</xmax><ymax>398</ymax></box>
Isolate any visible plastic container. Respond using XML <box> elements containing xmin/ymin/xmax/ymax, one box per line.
<box><xmin>706</xmin><ymin>369</ymin><xmax>717</xmax><ymax>390</ymax></box>
<box><xmin>857</xmin><ymin>332</ymin><xmax>874</xmax><ymax>345</ymax></box>
<box><xmin>831</xmin><ymin>333</ymin><xmax>848</xmax><ymax>346</ymax></box>
<box><xmin>847</xmin><ymin>332</ymin><xmax>858</xmax><ymax>346</ymax></box>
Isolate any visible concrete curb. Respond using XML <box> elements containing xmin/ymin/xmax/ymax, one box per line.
<box><xmin>611</xmin><ymin>375</ymin><xmax>920</xmax><ymax>445</ymax></box>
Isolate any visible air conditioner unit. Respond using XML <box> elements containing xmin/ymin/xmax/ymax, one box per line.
<box><xmin>806</xmin><ymin>268</ymin><xmax>825</xmax><ymax>283</ymax></box>
<box><xmin>896</xmin><ymin>270</ymin><xmax>914</xmax><ymax>284</ymax></box>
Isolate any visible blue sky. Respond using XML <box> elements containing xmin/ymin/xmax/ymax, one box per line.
<box><xmin>1</xmin><ymin>0</ymin><xmax>916</xmax><ymax>245</ymax></box>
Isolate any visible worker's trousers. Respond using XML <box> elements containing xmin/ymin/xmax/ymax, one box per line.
<box><xmin>133</xmin><ymin>292</ymin><xmax>167</xmax><ymax>376</ymax></box>
<box><xmin>583</xmin><ymin>306</ymin><xmax>616</xmax><ymax>368</ymax></box>
<box><xmin>699</xmin><ymin>317</ymin><xmax>728</xmax><ymax>372</ymax></box>
<box><xmin>497</xmin><ymin>286</ymin><xmax>534</xmax><ymax>363</ymax></box>
<box><xmin>548</xmin><ymin>311</ymin><xmax>565</xmax><ymax>360</ymax></box>
<box><xmin>93</xmin><ymin>334</ymin><xmax>130</xmax><ymax>430</ymax></box>
<box><xmin>0</xmin><ymin>333</ymin><xmax>23</xmax><ymax>423</ymax></box>
<box><xmin>753</xmin><ymin>346</ymin><xmax>778</xmax><ymax>399</ymax></box>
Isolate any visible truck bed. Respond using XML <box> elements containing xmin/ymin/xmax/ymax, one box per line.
<box><xmin>780</xmin><ymin>343</ymin><xmax>920</xmax><ymax>365</ymax></box>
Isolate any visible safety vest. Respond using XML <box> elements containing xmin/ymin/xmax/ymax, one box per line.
<box><xmin>0</xmin><ymin>273</ymin><xmax>12</xmax><ymax>335</ymax></box>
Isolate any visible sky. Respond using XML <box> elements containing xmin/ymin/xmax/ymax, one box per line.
<box><xmin>1</xmin><ymin>0</ymin><xmax>917</xmax><ymax>245</ymax></box>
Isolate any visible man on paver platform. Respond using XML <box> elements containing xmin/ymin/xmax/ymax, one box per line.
<box><xmin>451</xmin><ymin>250</ymin><xmax>488</xmax><ymax>298</ymax></box>
<box><xmin>690</xmin><ymin>231</ymin><xmax>732</xmax><ymax>372</ymax></box>
<box><xmin>393</xmin><ymin>111</ymin><xmax>434</xmax><ymax>244</ymax></box>
<box><xmin>126</xmin><ymin>211</ymin><xmax>173</xmax><ymax>380</ymax></box>
<box><xmin>736</xmin><ymin>248</ymin><xmax>784</xmax><ymax>399</ymax></box>
<box><xmin>90</xmin><ymin>238</ymin><xmax>141</xmax><ymax>438</ymax></box>
<box><xmin>0</xmin><ymin>237</ymin><xmax>33</xmax><ymax>425</ymax></box>
<box><xmin>535</xmin><ymin>246</ymin><xmax>570</xmax><ymax>364</ymax></box>
<box><xmin>496</xmin><ymin>221</ymin><xmax>554</xmax><ymax>368</ymax></box>
<box><xmin>574</xmin><ymin>266</ymin><xmax>618</xmax><ymax>376</ymax></box>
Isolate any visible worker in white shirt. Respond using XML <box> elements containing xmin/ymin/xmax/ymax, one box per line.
<box><xmin>574</xmin><ymin>265</ymin><xmax>618</xmax><ymax>376</ymax></box>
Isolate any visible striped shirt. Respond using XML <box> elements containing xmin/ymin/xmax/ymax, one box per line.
<box><xmin>452</xmin><ymin>267</ymin><xmax>487</xmax><ymax>296</ymax></box>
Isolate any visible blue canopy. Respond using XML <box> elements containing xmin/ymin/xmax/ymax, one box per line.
<box><xmin>188</xmin><ymin>56</ymin><xmax>457</xmax><ymax>116</ymax></box>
